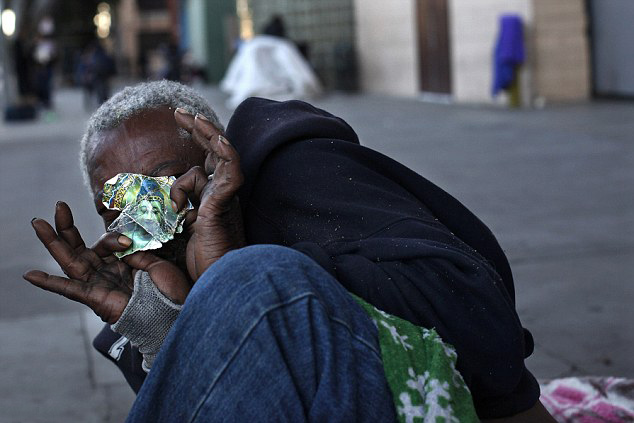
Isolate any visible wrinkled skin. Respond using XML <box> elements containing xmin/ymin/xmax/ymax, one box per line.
<box><xmin>23</xmin><ymin>107</ymin><xmax>245</xmax><ymax>323</ymax></box>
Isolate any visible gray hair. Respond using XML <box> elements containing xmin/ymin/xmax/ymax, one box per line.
<box><xmin>79</xmin><ymin>79</ymin><xmax>224</xmax><ymax>189</ymax></box>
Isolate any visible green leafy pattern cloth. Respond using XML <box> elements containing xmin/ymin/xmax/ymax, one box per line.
<box><xmin>353</xmin><ymin>295</ymin><xmax>479</xmax><ymax>423</ymax></box>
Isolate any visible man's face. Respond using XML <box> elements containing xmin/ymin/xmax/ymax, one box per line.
<box><xmin>88</xmin><ymin>106</ymin><xmax>206</xmax><ymax>269</ymax></box>
<box><xmin>127</xmin><ymin>197</ymin><xmax>166</xmax><ymax>239</ymax></box>
<box><xmin>136</xmin><ymin>198</ymin><xmax>164</xmax><ymax>226</ymax></box>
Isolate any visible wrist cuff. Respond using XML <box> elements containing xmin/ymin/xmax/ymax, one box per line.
<box><xmin>111</xmin><ymin>271</ymin><xmax>182</xmax><ymax>372</ymax></box>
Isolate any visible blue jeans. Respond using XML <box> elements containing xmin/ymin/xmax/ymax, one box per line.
<box><xmin>126</xmin><ymin>245</ymin><xmax>396</xmax><ymax>422</ymax></box>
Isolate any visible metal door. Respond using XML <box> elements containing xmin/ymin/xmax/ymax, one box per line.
<box><xmin>417</xmin><ymin>0</ymin><xmax>452</xmax><ymax>94</ymax></box>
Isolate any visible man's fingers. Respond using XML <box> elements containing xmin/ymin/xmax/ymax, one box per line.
<box><xmin>185</xmin><ymin>207</ymin><xmax>200</xmax><ymax>229</ymax></box>
<box><xmin>192</xmin><ymin>113</ymin><xmax>222</xmax><ymax>155</ymax></box>
<box><xmin>193</xmin><ymin>116</ymin><xmax>238</xmax><ymax>165</ymax></box>
<box><xmin>54</xmin><ymin>201</ymin><xmax>87</xmax><ymax>251</ymax></box>
<box><xmin>23</xmin><ymin>270</ymin><xmax>88</xmax><ymax>305</ymax></box>
<box><xmin>123</xmin><ymin>253</ymin><xmax>191</xmax><ymax>304</ymax></box>
<box><xmin>175</xmin><ymin>109</ymin><xmax>222</xmax><ymax>175</ymax></box>
<box><xmin>172</xmin><ymin>109</ymin><xmax>243</xmax><ymax>214</ymax></box>
<box><xmin>31</xmin><ymin>219</ymin><xmax>118</xmax><ymax>281</ymax></box>
<box><xmin>53</xmin><ymin>202</ymin><xmax>121</xmax><ymax>269</ymax></box>
<box><xmin>174</xmin><ymin>107</ymin><xmax>195</xmax><ymax>134</ymax></box>
<box><xmin>204</xmin><ymin>139</ymin><xmax>244</xmax><ymax>206</ymax></box>
<box><xmin>32</xmin><ymin>217</ymin><xmax>61</xmax><ymax>247</ymax></box>
<box><xmin>23</xmin><ymin>270</ymin><xmax>130</xmax><ymax>323</ymax></box>
<box><xmin>176</xmin><ymin>108</ymin><xmax>234</xmax><ymax>176</ymax></box>
<box><xmin>122</xmin><ymin>251</ymin><xmax>162</xmax><ymax>271</ymax></box>
<box><xmin>32</xmin><ymin>218</ymin><xmax>97</xmax><ymax>280</ymax></box>
<box><xmin>170</xmin><ymin>166</ymin><xmax>208</xmax><ymax>211</ymax></box>
<box><xmin>174</xmin><ymin>108</ymin><xmax>222</xmax><ymax>153</ymax></box>
<box><xmin>91</xmin><ymin>232</ymin><xmax>132</xmax><ymax>258</ymax></box>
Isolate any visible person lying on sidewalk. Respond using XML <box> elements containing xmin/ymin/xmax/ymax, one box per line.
<box><xmin>24</xmin><ymin>80</ymin><xmax>556</xmax><ymax>422</ymax></box>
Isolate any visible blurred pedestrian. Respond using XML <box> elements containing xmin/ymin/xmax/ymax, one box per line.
<box><xmin>180</xmin><ymin>50</ymin><xmax>207</xmax><ymax>85</ymax></box>
<box><xmin>14</xmin><ymin>30</ymin><xmax>35</xmax><ymax>99</ymax></box>
<box><xmin>138</xmin><ymin>49</ymin><xmax>148</xmax><ymax>80</ymax></box>
<box><xmin>262</xmin><ymin>14</ymin><xmax>287</xmax><ymax>39</ymax></box>
<box><xmin>76</xmin><ymin>41</ymin><xmax>116</xmax><ymax>109</ymax></box>
<box><xmin>76</xmin><ymin>46</ymin><xmax>96</xmax><ymax>109</ymax></box>
<box><xmin>91</xmin><ymin>43</ymin><xmax>116</xmax><ymax>105</ymax></box>
<box><xmin>161</xmin><ymin>41</ymin><xmax>182</xmax><ymax>82</ymax></box>
<box><xmin>32</xmin><ymin>17</ymin><xmax>57</xmax><ymax>110</ymax></box>
<box><xmin>492</xmin><ymin>14</ymin><xmax>525</xmax><ymax>107</ymax></box>
<box><xmin>220</xmin><ymin>15</ymin><xmax>322</xmax><ymax>109</ymax></box>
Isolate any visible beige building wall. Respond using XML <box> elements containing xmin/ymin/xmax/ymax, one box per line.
<box><xmin>353</xmin><ymin>0</ymin><xmax>590</xmax><ymax>104</ymax></box>
<box><xmin>117</xmin><ymin>0</ymin><xmax>141</xmax><ymax>75</ymax></box>
<box><xmin>449</xmin><ymin>0</ymin><xmax>532</xmax><ymax>105</ymax></box>
<box><xmin>353</xmin><ymin>0</ymin><xmax>419</xmax><ymax>96</ymax></box>
<box><xmin>532</xmin><ymin>0</ymin><xmax>590</xmax><ymax>102</ymax></box>
<box><xmin>116</xmin><ymin>0</ymin><xmax>172</xmax><ymax>78</ymax></box>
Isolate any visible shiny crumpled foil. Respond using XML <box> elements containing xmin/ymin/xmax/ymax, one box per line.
<box><xmin>102</xmin><ymin>173</ymin><xmax>192</xmax><ymax>258</ymax></box>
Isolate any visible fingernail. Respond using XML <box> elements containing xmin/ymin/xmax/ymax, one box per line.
<box><xmin>218</xmin><ymin>134</ymin><xmax>231</xmax><ymax>145</ymax></box>
<box><xmin>196</xmin><ymin>113</ymin><xmax>210</xmax><ymax>122</ymax></box>
<box><xmin>56</xmin><ymin>201</ymin><xmax>62</xmax><ymax>207</ymax></box>
<box><xmin>31</xmin><ymin>217</ymin><xmax>38</xmax><ymax>224</ymax></box>
<box><xmin>171</xmin><ymin>200</ymin><xmax>179</xmax><ymax>212</ymax></box>
<box><xmin>175</xmin><ymin>107</ymin><xmax>191</xmax><ymax>115</ymax></box>
<box><xmin>118</xmin><ymin>235</ymin><xmax>132</xmax><ymax>247</ymax></box>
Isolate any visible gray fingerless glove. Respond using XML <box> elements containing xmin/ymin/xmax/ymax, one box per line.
<box><xmin>111</xmin><ymin>271</ymin><xmax>182</xmax><ymax>372</ymax></box>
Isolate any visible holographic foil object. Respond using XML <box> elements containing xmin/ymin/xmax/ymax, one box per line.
<box><xmin>102</xmin><ymin>173</ymin><xmax>193</xmax><ymax>258</ymax></box>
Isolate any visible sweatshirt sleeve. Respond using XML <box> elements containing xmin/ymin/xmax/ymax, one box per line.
<box><xmin>293</xmin><ymin>234</ymin><xmax>539</xmax><ymax>418</ymax></box>
<box><xmin>244</xmin><ymin>138</ymin><xmax>540</xmax><ymax>418</ymax></box>
<box><xmin>111</xmin><ymin>271</ymin><xmax>182</xmax><ymax>372</ymax></box>
<box><xmin>93</xmin><ymin>325</ymin><xmax>146</xmax><ymax>393</ymax></box>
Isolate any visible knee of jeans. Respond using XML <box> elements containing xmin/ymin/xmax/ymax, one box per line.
<box><xmin>207</xmin><ymin>245</ymin><xmax>315</xmax><ymax>278</ymax></box>
<box><xmin>188</xmin><ymin>244</ymin><xmax>323</xmax><ymax>304</ymax></box>
<box><xmin>183</xmin><ymin>245</ymin><xmax>379</xmax><ymax>353</ymax></box>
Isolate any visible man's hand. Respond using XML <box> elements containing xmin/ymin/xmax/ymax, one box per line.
<box><xmin>171</xmin><ymin>109</ymin><xmax>246</xmax><ymax>281</ymax></box>
<box><xmin>23</xmin><ymin>202</ymin><xmax>190</xmax><ymax>323</ymax></box>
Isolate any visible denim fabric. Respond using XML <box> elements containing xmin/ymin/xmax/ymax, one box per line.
<box><xmin>126</xmin><ymin>245</ymin><xmax>396</xmax><ymax>422</ymax></box>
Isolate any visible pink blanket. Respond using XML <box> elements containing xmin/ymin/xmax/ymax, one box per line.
<box><xmin>540</xmin><ymin>377</ymin><xmax>634</xmax><ymax>422</ymax></box>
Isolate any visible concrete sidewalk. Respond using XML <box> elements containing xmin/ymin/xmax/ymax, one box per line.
<box><xmin>1</xmin><ymin>85</ymin><xmax>632</xmax><ymax>422</ymax></box>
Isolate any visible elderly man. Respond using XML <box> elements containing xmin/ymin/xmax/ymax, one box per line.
<box><xmin>24</xmin><ymin>80</ymin><xmax>555</xmax><ymax>422</ymax></box>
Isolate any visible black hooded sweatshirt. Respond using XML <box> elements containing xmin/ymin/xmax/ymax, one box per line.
<box><xmin>95</xmin><ymin>97</ymin><xmax>539</xmax><ymax>419</ymax></box>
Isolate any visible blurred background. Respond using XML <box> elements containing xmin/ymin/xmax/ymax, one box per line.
<box><xmin>1</xmin><ymin>0</ymin><xmax>633</xmax><ymax>422</ymax></box>
<box><xmin>2</xmin><ymin>0</ymin><xmax>634</xmax><ymax>114</ymax></box>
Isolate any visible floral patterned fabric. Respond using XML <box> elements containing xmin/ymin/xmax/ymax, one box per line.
<box><xmin>353</xmin><ymin>295</ymin><xmax>479</xmax><ymax>423</ymax></box>
<box><xmin>541</xmin><ymin>377</ymin><xmax>634</xmax><ymax>423</ymax></box>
